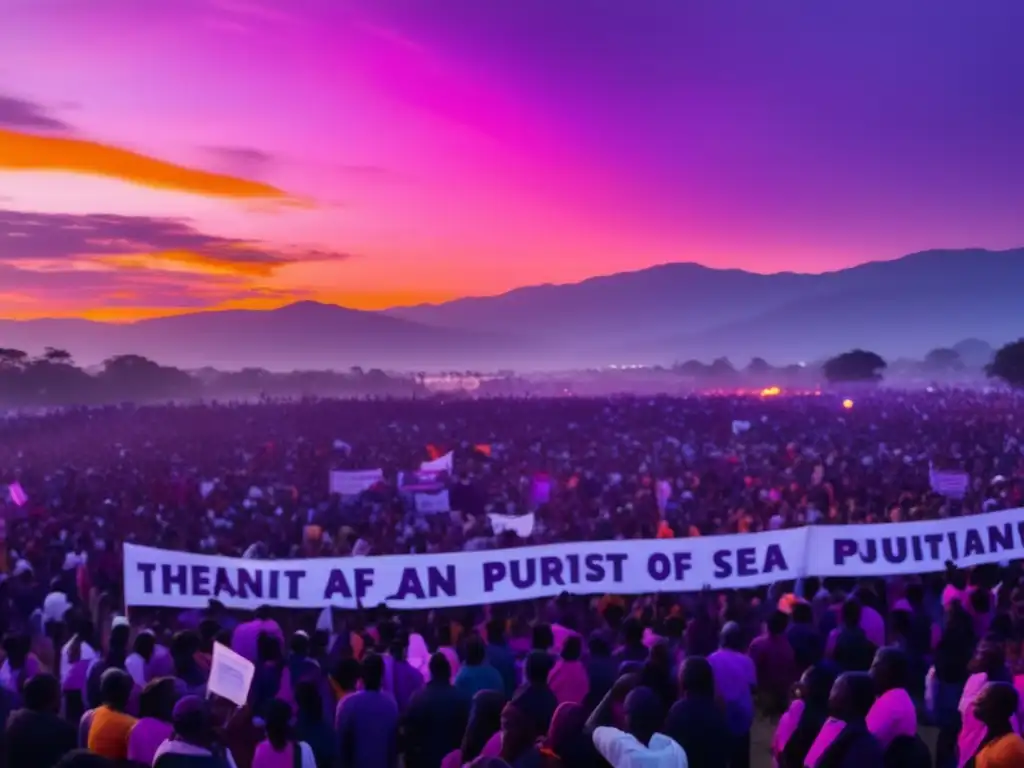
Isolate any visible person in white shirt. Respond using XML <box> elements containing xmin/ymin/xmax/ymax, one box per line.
<box><xmin>590</xmin><ymin>684</ymin><xmax>687</xmax><ymax>767</ymax></box>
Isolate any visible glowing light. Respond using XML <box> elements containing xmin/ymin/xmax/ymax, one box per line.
<box><xmin>842</xmin><ymin>398</ymin><xmax>854</xmax><ymax>409</ymax></box>
<box><xmin>760</xmin><ymin>386</ymin><xmax>781</xmax><ymax>397</ymax></box>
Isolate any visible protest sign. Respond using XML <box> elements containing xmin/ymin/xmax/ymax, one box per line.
<box><xmin>123</xmin><ymin>527</ymin><xmax>805</xmax><ymax>610</ymax></box>
<box><xmin>489</xmin><ymin>512</ymin><xmax>535</xmax><ymax>538</ymax></box>
<box><xmin>803</xmin><ymin>506</ymin><xmax>1024</xmax><ymax>577</ymax></box>
<box><xmin>420</xmin><ymin>451</ymin><xmax>453</xmax><ymax>473</ymax></box>
<box><xmin>125</xmin><ymin>505</ymin><xmax>1024</xmax><ymax>611</ymax></box>
<box><xmin>208</xmin><ymin>641</ymin><xmax>255</xmax><ymax>706</ymax></box>
<box><xmin>414</xmin><ymin>490</ymin><xmax>450</xmax><ymax>515</ymax></box>
<box><xmin>929</xmin><ymin>465</ymin><xmax>970</xmax><ymax>499</ymax></box>
<box><xmin>328</xmin><ymin>469</ymin><xmax>384</xmax><ymax>496</ymax></box>
<box><xmin>398</xmin><ymin>470</ymin><xmax>445</xmax><ymax>493</ymax></box>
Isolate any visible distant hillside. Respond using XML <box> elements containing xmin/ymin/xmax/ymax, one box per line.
<box><xmin>0</xmin><ymin>301</ymin><xmax>518</xmax><ymax>371</ymax></box>
<box><xmin>388</xmin><ymin>248</ymin><xmax>1024</xmax><ymax>365</ymax></box>
<box><xmin>2</xmin><ymin>249</ymin><xmax>1021</xmax><ymax>370</ymax></box>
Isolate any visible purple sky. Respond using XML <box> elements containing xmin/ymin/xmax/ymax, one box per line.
<box><xmin>0</xmin><ymin>0</ymin><xmax>1021</xmax><ymax>319</ymax></box>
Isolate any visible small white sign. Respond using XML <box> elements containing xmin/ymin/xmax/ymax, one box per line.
<box><xmin>208</xmin><ymin>641</ymin><xmax>255</xmax><ymax>706</ymax></box>
<box><xmin>420</xmin><ymin>451</ymin><xmax>453</xmax><ymax>473</ymax></box>
<box><xmin>414</xmin><ymin>490</ymin><xmax>451</xmax><ymax>515</ymax></box>
<box><xmin>488</xmin><ymin>512</ymin><xmax>535</xmax><ymax>538</ymax></box>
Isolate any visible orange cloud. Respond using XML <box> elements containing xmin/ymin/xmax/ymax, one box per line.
<box><xmin>0</xmin><ymin>128</ymin><xmax>302</xmax><ymax>202</ymax></box>
<box><xmin>96</xmin><ymin>249</ymin><xmax>280</xmax><ymax>278</ymax></box>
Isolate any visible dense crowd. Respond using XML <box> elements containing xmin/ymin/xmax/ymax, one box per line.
<box><xmin>1</xmin><ymin>391</ymin><xmax>1024</xmax><ymax>767</ymax></box>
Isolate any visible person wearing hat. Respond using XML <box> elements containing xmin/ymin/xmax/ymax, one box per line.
<box><xmin>153</xmin><ymin>695</ymin><xmax>237</xmax><ymax>768</ymax></box>
<box><xmin>591</xmin><ymin>686</ymin><xmax>686</xmax><ymax>767</ymax></box>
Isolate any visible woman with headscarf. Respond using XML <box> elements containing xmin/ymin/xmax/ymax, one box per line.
<box><xmin>773</xmin><ymin>663</ymin><xmax>838</xmax><ymax>768</ymax></box>
<box><xmin>440</xmin><ymin>690</ymin><xmax>505</xmax><ymax>768</ymax></box>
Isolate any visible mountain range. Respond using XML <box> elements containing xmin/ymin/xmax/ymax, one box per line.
<box><xmin>2</xmin><ymin>248</ymin><xmax>1021</xmax><ymax>371</ymax></box>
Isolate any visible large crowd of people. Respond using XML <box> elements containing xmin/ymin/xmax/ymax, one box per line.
<box><xmin>1</xmin><ymin>390</ymin><xmax>1024</xmax><ymax>767</ymax></box>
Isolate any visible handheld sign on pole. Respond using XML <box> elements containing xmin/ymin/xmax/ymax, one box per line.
<box><xmin>208</xmin><ymin>642</ymin><xmax>255</xmax><ymax>707</ymax></box>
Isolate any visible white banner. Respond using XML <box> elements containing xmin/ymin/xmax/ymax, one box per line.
<box><xmin>420</xmin><ymin>452</ymin><xmax>453</xmax><ymax>473</ymax></box>
<box><xmin>414</xmin><ymin>490</ymin><xmax>451</xmax><ymax>515</ymax></box>
<box><xmin>122</xmin><ymin>507</ymin><xmax>1024</xmax><ymax>611</ymax></box>
<box><xmin>804</xmin><ymin>506</ymin><xmax>1024</xmax><ymax>577</ymax></box>
<box><xmin>329</xmin><ymin>469</ymin><xmax>383</xmax><ymax>496</ymax></box>
<box><xmin>489</xmin><ymin>512</ymin><xmax>535</xmax><ymax>538</ymax></box>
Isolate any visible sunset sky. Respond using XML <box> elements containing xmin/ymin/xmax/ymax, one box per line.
<box><xmin>1</xmin><ymin>0</ymin><xmax>1022</xmax><ymax>321</ymax></box>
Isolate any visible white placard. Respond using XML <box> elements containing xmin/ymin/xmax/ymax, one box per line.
<box><xmin>208</xmin><ymin>641</ymin><xmax>255</xmax><ymax>706</ymax></box>
<box><xmin>488</xmin><ymin>512</ymin><xmax>535</xmax><ymax>538</ymax></box>
<box><xmin>420</xmin><ymin>452</ymin><xmax>453</xmax><ymax>473</ymax></box>
<box><xmin>414</xmin><ymin>490</ymin><xmax>451</xmax><ymax>515</ymax></box>
<box><xmin>329</xmin><ymin>469</ymin><xmax>384</xmax><ymax>496</ymax></box>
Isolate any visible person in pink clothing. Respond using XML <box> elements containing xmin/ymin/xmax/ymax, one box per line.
<box><xmin>548</xmin><ymin>635</ymin><xmax>589</xmax><ymax>706</ymax></box>
<box><xmin>866</xmin><ymin>648</ymin><xmax>917</xmax><ymax>751</ymax></box>
<box><xmin>232</xmin><ymin>606</ymin><xmax>285</xmax><ymax>664</ymax></box>
<box><xmin>127</xmin><ymin>677</ymin><xmax>177</xmax><ymax>765</ymax></box>
<box><xmin>253</xmin><ymin>698</ymin><xmax>316</xmax><ymax>768</ymax></box>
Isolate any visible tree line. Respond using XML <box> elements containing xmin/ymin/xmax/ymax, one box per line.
<box><xmin>3</xmin><ymin>339</ymin><xmax>1024</xmax><ymax>407</ymax></box>
<box><xmin>0</xmin><ymin>348</ymin><xmax>423</xmax><ymax>407</ymax></box>
<box><xmin>819</xmin><ymin>341</ymin><xmax>1024</xmax><ymax>386</ymax></box>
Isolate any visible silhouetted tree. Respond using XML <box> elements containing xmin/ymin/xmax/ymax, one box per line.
<box><xmin>0</xmin><ymin>348</ymin><xmax>28</xmax><ymax>369</ymax></box>
<box><xmin>98</xmin><ymin>354</ymin><xmax>197</xmax><ymax>401</ymax></box>
<box><xmin>953</xmin><ymin>338</ymin><xmax>995</xmax><ymax>368</ymax></box>
<box><xmin>675</xmin><ymin>360</ymin><xmax>707</xmax><ymax>377</ymax></box>
<box><xmin>922</xmin><ymin>347</ymin><xmax>964</xmax><ymax>373</ymax></box>
<box><xmin>42</xmin><ymin>347</ymin><xmax>73</xmax><ymax>364</ymax></box>
<box><xmin>823</xmin><ymin>349</ymin><xmax>887</xmax><ymax>383</ymax></box>
<box><xmin>708</xmin><ymin>357</ymin><xmax>735</xmax><ymax>377</ymax></box>
<box><xmin>987</xmin><ymin>340</ymin><xmax>1024</xmax><ymax>388</ymax></box>
<box><xmin>746</xmin><ymin>357</ymin><xmax>772</xmax><ymax>375</ymax></box>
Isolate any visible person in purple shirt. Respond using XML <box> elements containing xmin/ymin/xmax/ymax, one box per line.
<box><xmin>336</xmin><ymin>653</ymin><xmax>399</xmax><ymax>768</ymax></box>
<box><xmin>385</xmin><ymin>635</ymin><xmax>424</xmax><ymax>713</ymax></box>
<box><xmin>232</xmin><ymin>606</ymin><xmax>284</xmax><ymax>665</ymax></box>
